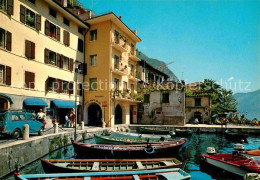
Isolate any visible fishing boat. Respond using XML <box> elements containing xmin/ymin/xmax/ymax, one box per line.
<box><xmin>112</xmin><ymin>131</ymin><xmax>173</xmax><ymax>139</ymax></box>
<box><xmin>175</xmin><ymin>129</ymin><xmax>193</xmax><ymax>136</ymax></box>
<box><xmin>94</xmin><ymin>134</ymin><xmax>175</xmax><ymax>145</ymax></box>
<box><xmin>41</xmin><ymin>158</ymin><xmax>182</xmax><ymax>173</ymax></box>
<box><xmin>239</xmin><ymin>149</ymin><xmax>260</xmax><ymax>158</ymax></box>
<box><xmin>16</xmin><ymin>168</ymin><xmax>191</xmax><ymax>180</ymax></box>
<box><xmin>137</xmin><ymin>127</ymin><xmax>174</xmax><ymax>135</ymax></box>
<box><xmin>200</xmin><ymin>153</ymin><xmax>260</xmax><ymax>176</ymax></box>
<box><xmin>224</xmin><ymin>129</ymin><xmax>248</xmax><ymax>139</ymax></box>
<box><xmin>72</xmin><ymin>139</ymin><xmax>187</xmax><ymax>159</ymax></box>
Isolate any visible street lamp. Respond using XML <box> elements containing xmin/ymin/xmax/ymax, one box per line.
<box><xmin>74</xmin><ymin>60</ymin><xmax>81</xmax><ymax>140</ymax></box>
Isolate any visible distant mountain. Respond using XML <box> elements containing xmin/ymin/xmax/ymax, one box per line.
<box><xmin>233</xmin><ymin>89</ymin><xmax>260</xmax><ymax>120</ymax></box>
<box><xmin>136</xmin><ymin>50</ymin><xmax>179</xmax><ymax>82</ymax></box>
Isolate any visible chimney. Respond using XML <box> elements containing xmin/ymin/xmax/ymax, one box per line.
<box><xmin>133</xmin><ymin>30</ymin><xmax>137</xmax><ymax>35</ymax></box>
<box><xmin>118</xmin><ymin>16</ymin><xmax>122</xmax><ymax>20</ymax></box>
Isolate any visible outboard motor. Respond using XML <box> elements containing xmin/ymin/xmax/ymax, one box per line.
<box><xmin>233</xmin><ymin>143</ymin><xmax>245</xmax><ymax>151</ymax></box>
<box><xmin>207</xmin><ymin>147</ymin><xmax>216</xmax><ymax>155</ymax></box>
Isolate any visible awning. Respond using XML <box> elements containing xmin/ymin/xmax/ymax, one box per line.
<box><xmin>51</xmin><ymin>100</ymin><xmax>76</xmax><ymax>109</ymax></box>
<box><xmin>23</xmin><ymin>98</ymin><xmax>48</xmax><ymax>107</ymax></box>
<box><xmin>0</xmin><ymin>93</ymin><xmax>13</xmax><ymax>104</ymax></box>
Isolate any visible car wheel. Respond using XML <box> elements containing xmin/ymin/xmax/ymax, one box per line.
<box><xmin>38</xmin><ymin>126</ymin><xmax>44</xmax><ymax>136</ymax></box>
<box><xmin>12</xmin><ymin>129</ymin><xmax>21</xmax><ymax>139</ymax></box>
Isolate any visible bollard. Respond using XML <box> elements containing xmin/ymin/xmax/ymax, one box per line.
<box><xmin>81</xmin><ymin>121</ymin><xmax>84</xmax><ymax>131</ymax></box>
<box><xmin>54</xmin><ymin>123</ymin><xmax>59</xmax><ymax>134</ymax></box>
<box><xmin>102</xmin><ymin>121</ymin><xmax>106</xmax><ymax>128</ymax></box>
<box><xmin>23</xmin><ymin>124</ymin><xmax>29</xmax><ymax>140</ymax></box>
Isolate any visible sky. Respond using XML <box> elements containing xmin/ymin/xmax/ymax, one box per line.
<box><xmin>79</xmin><ymin>0</ymin><xmax>260</xmax><ymax>93</ymax></box>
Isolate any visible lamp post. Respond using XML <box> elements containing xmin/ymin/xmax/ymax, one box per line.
<box><xmin>74</xmin><ymin>60</ymin><xmax>81</xmax><ymax>140</ymax></box>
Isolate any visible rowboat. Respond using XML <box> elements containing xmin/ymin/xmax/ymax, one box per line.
<box><xmin>239</xmin><ymin>149</ymin><xmax>260</xmax><ymax>158</ymax></box>
<box><xmin>175</xmin><ymin>129</ymin><xmax>193</xmax><ymax>136</ymax></box>
<box><xmin>224</xmin><ymin>129</ymin><xmax>248</xmax><ymax>140</ymax></box>
<box><xmin>200</xmin><ymin>153</ymin><xmax>260</xmax><ymax>176</ymax></box>
<box><xmin>137</xmin><ymin>127</ymin><xmax>174</xmax><ymax>135</ymax></box>
<box><xmin>16</xmin><ymin>168</ymin><xmax>191</xmax><ymax>180</ymax></box>
<box><xmin>94</xmin><ymin>134</ymin><xmax>175</xmax><ymax>145</ymax></box>
<box><xmin>72</xmin><ymin>139</ymin><xmax>187</xmax><ymax>159</ymax></box>
<box><xmin>41</xmin><ymin>158</ymin><xmax>182</xmax><ymax>173</ymax></box>
<box><xmin>112</xmin><ymin>131</ymin><xmax>173</xmax><ymax>139</ymax></box>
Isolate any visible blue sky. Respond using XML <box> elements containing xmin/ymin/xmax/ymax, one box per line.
<box><xmin>79</xmin><ymin>0</ymin><xmax>260</xmax><ymax>93</ymax></box>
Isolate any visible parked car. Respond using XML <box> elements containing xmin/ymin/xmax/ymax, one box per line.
<box><xmin>0</xmin><ymin>111</ymin><xmax>44</xmax><ymax>138</ymax></box>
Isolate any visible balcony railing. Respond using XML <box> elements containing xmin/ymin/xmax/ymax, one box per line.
<box><xmin>112</xmin><ymin>63</ymin><xmax>128</xmax><ymax>76</ymax></box>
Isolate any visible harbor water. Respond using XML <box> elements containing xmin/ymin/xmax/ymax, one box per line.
<box><xmin>4</xmin><ymin>133</ymin><xmax>260</xmax><ymax>180</ymax></box>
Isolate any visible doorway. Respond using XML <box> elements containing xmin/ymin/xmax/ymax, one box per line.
<box><xmin>194</xmin><ymin>111</ymin><xmax>202</xmax><ymax>123</ymax></box>
<box><xmin>115</xmin><ymin>104</ymin><xmax>122</xmax><ymax>124</ymax></box>
<box><xmin>88</xmin><ymin>103</ymin><xmax>102</xmax><ymax>126</ymax></box>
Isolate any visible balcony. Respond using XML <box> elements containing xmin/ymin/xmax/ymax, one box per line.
<box><xmin>129</xmin><ymin>51</ymin><xmax>140</xmax><ymax>62</ymax></box>
<box><xmin>112</xmin><ymin>38</ymin><xmax>127</xmax><ymax>53</ymax></box>
<box><xmin>114</xmin><ymin>90</ymin><xmax>141</xmax><ymax>103</ymax></box>
<box><xmin>112</xmin><ymin>63</ymin><xmax>128</xmax><ymax>76</ymax></box>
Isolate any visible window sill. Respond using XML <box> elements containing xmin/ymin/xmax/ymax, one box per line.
<box><xmin>0</xmin><ymin>47</ymin><xmax>10</xmax><ymax>52</ymax></box>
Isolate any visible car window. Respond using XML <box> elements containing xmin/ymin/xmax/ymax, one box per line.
<box><xmin>19</xmin><ymin>114</ymin><xmax>26</xmax><ymax>121</ymax></box>
<box><xmin>28</xmin><ymin>114</ymin><xmax>36</xmax><ymax>120</ymax></box>
<box><xmin>11</xmin><ymin>115</ymin><xmax>20</xmax><ymax>121</ymax></box>
<box><xmin>0</xmin><ymin>113</ymin><xmax>5</xmax><ymax>122</ymax></box>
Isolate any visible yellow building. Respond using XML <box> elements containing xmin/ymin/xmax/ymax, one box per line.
<box><xmin>0</xmin><ymin>0</ymin><xmax>89</xmax><ymax>123</ymax></box>
<box><xmin>84</xmin><ymin>12</ymin><xmax>141</xmax><ymax>126</ymax></box>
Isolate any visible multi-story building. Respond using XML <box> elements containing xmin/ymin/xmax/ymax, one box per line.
<box><xmin>84</xmin><ymin>12</ymin><xmax>141</xmax><ymax>126</ymax></box>
<box><xmin>0</xmin><ymin>0</ymin><xmax>89</xmax><ymax>124</ymax></box>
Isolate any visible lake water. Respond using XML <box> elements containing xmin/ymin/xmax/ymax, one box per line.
<box><xmin>4</xmin><ymin>133</ymin><xmax>260</xmax><ymax>180</ymax></box>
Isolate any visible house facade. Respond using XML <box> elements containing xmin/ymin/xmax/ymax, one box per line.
<box><xmin>83</xmin><ymin>12</ymin><xmax>141</xmax><ymax>126</ymax></box>
<box><xmin>0</xmin><ymin>0</ymin><xmax>89</xmax><ymax>123</ymax></box>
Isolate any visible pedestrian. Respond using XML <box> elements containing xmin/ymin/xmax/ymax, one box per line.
<box><xmin>37</xmin><ymin>109</ymin><xmax>46</xmax><ymax>127</ymax></box>
<box><xmin>194</xmin><ymin>118</ymin><xmax>199</xmax><ymax>125</ymax></box>
<box><xmin>70</xmin><ymin>109</ymin><xmax>75</xmax><ymax>128</ymax></box>
<box><xmin>65</xmin><ymin>114</ymin><xmax>70</xmax><ymax>128</ymax></box>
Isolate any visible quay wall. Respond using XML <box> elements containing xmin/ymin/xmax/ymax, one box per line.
<box><xmin>0</xmin><ymin>127</ymin><xmax>106</xmax><ymax>178</ymax></box>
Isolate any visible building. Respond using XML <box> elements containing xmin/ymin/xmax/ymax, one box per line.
<box><xmin>185</xmin><ymin>82</ymin><xmax>212</xmax><ymax>124</ymax></box>
<box><xmin>142</xmin><ymin>82</ymin><xmax>186</xmax><ymax>125</ymax></box>
<box><xmin>83</xmin><ymin>12</ymin><xmax>141</xmax><ymax>126</ymax></box>
<box><xmin>0</xmin><ymin>0</ymin><xmax>89</xmax><ymax>124</ymax></box>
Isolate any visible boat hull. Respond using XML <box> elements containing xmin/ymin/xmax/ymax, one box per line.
<box><xmin>138</xmin><ymin>127</ymin><xmax>171</xmax><ymax>135</ymax></box>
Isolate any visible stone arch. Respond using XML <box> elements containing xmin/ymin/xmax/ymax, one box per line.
<box><xmin>115</xmin><ymin>103</ymin><xmax>126</xmax><ymax>124</ymax></box>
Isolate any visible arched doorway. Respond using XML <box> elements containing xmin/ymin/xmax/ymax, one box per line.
<box><xmin>0</xmin><ymin>98</ymin><xmax>8</xmax><ymax>112</ymax></box>
<box><xmin>88</xmin><ymin>103</ymin><xmax>102</xmax><ymax>126</ymax></box>
<box><xmin>194</xmin><ymin>111</ymin><xmax>202</xmax><ymax>123</ymax></box>
<box><xmin>115</xmin><ymin>104</ymin><xmax>122</xmax><ymax>124</ymax></box>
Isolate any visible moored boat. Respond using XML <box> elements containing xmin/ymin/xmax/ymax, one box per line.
<box><xmin>200</xmin><ymin>153</ymin><xmax>260</xmax><ymax>176</ymax></box>
<box><xmin>224</xmin><ymin>129</ymin><xmax>248</xmax><ymax>140</ymax></box>
<box><xmin>72</xmin><ymin>139</ymin><xmax>187</xmax><ymax>159</ymax></box>
<box><xmin>239</xmin><ymin>149</ymin><xmax>260</xmax><ymax>158</ymax></box>
<box><xmin>137</xmin><ymin>127</ymin><xmax>174</xmax><ymax>135</ymax></box>
<box><xmin>175</xmin><ymin>129</ymin><xmax>193</xmax><ymax>136</ymax></box>
<box><xmin>94</xmin><ymin>134</ymin><xmax>174</xmax><ymax>145</ymax></box>
<box><xmin>41</xmin><ymin>158</ymin><xmax>182</xmax><ymax>173</ymax></box>
<box><xmin>112</xmin><ymin>131</ymin><xmax>173</xmax><ymax>139</ymax></box>
<box><xmin>16</xmin><ymin>168</ymin><xmax>191</xmax><ymax>180</ymax></box>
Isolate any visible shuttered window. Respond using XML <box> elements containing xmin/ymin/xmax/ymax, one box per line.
<box><xmin>90</xmin><ymin>29</ymin><xmax>97</xmax><ymax>41</ymax></box>
<box><xmin>69</xmin><ymin>58</ymin><xmax>74</xmax><ymax>71</ymax></box>
<box><xmin>0</xmin><ymin>28</ymin><xmax>11</xmax><ymax>51</ymax></box>
<box><xmin>78</xmin><ymin>38</ymin><xmax>83</xmax><ymax>52</ymax></box>
<box><xmin>68</xmin><ymin>82</ymin><xmax>74</xmax><ymax>94</ymax></box>
<box><xmin>24</xmin><ymin>71</ymin><xmax>35</xmax><ymax>89</ymax></box>
<box><xmin>45</xmin><ymin>20</ymin><xmax>60</xmax><ymax>41</ymax></box>
<box><xmin>25</xmin><ymin>40</ymin><xmax>35</xmax><ymax>59</ymax></box>
<box><xmin>5</xmin><ymin>66</ymin><xmax>11</xmax><ymax>85</ymax></box>
<box><xmin>63</xmin><ymin>30</ymin><xmax>70</xmax><ymax>46</ymax></box>
<box><xmin>162</xmin><ymin>93</ymin><xmax>170</xmax><ymax>103</ymax></box>
<box><xmin>0</xmin><ymin>0</ymin><xmax>13</xmax><ymax>15</ymax></box>
<box><xmin>77</xmin><ymin>83</ymin><xmax>83</xmax><ymax>96</ymax></box>
<box><xmin>0</xmin><ymin>64</ymin><xmax>11</xmax><ymax>85</ymax></box>
<box><xmin>20</xmin><ymin>5</ymin><xmax>41</xmax><ymax>31</ymax></box>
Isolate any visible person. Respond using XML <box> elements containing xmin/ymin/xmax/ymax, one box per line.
<box><xmin>70</xmin><ymin>109</ymin><xmax>75</xmax><ymax>128</ymax></box>
<box><xmin>65</xmin><ymin>114</ymin><xmax>70</xmax><ymax>128</ymax></box>
<box><xmin>37</xmin><ymin>109</ymin><xmax>46</xmax><ymax>127</ymax></box>
<box><xmin>194</xmin><ymin>118</ymin><xmax>199</xmax><ymax>125</ymax></box>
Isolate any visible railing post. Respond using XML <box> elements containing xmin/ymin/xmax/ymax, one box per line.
<box><xmin>54</xmin><ymin>123</ymin><xmax>58</xmax><ymax>134</ymax></box>
<box><xmin>81</xmin><ymin>121</ymin><xmax>84</xmax><ymax>131</ymax></box>
<box><xmin>22</xmin><ymin>124</ymin><xmax>29</xmax><ymax>140</ymax></box>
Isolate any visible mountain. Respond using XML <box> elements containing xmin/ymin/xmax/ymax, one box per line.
<box><xmin>233</xmin><ymin>89</ymin><xmax>260</xmax><ymax>120</ymax></box>
<box><xmin>136</xmin><ymin>50</ymin><xmax>179</xmax><ymax>82</ymax></box>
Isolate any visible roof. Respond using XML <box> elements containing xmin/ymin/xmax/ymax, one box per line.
<box><xmin>51</xmin><ymin>100</ymin><xmax>76</xmax><ymax>109</ymax></box>
<box><xmin>23</xmin><ymin>98</ymin><xmax>48</xmax><ymax>107</ymax></box>
<box><xmin>86</xmin><ymin>12</ymin><xmax>141</xmax><ymax>42</ymax></box>
<box><xmin>139</xmin><ymin>59</ymin><xmax>169</xmax><ymax>78</ymax></box>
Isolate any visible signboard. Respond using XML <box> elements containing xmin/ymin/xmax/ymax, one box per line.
<box><xmin>102</xmin><ymin>101</ymin><xmax>108</xmax><ymax>107</ymax></box>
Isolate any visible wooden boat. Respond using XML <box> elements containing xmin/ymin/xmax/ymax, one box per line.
<box><xmin>137</xmin><ymin>127</ymin><xmax>174</xmax><ymax>135</ymax></box>
<box><xmin>72</xmin><ymin>139</ymin><xmax>187</xmax><ymax>159</ymax></box>
<box><xmin>239</xmin><ymin>149</ymin><xmax>260</xmax><ymax>158</ymax></box>
<box><xmin>200</xmin><ymin>153</ymin><xmax>260</xmax><ymax>176</ymax></box>
<box><xmin>41</xmin><ymin>158</ymin><xmax>182</xmax><ymax>173</ymax></box>
<box><xmin>112</xmin><ymin>131</ymin><xmax>173</xmax><ymax>139</ymax></box>
<box><xmin>224</xmin><ymin>129</ymin><xmax>248</xmax><ymax>139</ymax></box>
<box><xmin>94</xmin><ymin>134</ymin><xmax>175</xmax><ymax>145</ymax></box>
<box><xmin>16</xmin><ymin>168</ymin><xmax>191</xmax><ymax>180</ymax></box>
<box><xmin>175</xmin><ymin>129</ymin><xmax>193</xmax><ymax>136</ymax></box>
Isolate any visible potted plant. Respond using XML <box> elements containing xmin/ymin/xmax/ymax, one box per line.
<box><xmin>26</xmin><ymin>16</ymin><xmax>35</xmax><ymax>27</ymax></box>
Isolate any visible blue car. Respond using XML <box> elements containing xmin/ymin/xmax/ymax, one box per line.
<box><xmin>0</xmin><ymin>111</ymin><xmax>44</xmax><ymax>138</ymax></box>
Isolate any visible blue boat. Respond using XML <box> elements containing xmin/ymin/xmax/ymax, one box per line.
<box><xmin>16</xmin><ymin>168</ymin><xmax>191</xmax><ymax>180</ymax></box>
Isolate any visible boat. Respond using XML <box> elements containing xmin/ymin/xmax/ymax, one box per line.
<box><xmin>15</xmin><ymin>168</ymin><xmax>191</xmax><ymax>180</ymax></box>
<box><xmin>239</xmin><ymin>149</ymin><xmax>260</xmax><ymax>158</ymax></box>
<box><xmin>224</xmin><ymin>129</ymin><xmax>248</xmax><ymax>139</ymax></box>
<box><xmin>175</xmin><ymin>129</ymin><xmax>193</xmax><ymax>136</ymax></box>
<box><xmin>137</xmin><ymin>127</ymin><xmax>174</xmax><ymax>135</ymax></box>
<box><xmin>41</xmin><ymin>158</ymin><xmax>182</xmax><ymax>173</ymax></box>
<box><xmin>200</xmin><ymin>153</ymin><xmax>260</xmax><ymax>176</ymax></box>
<box><xmin>112</xmin><ymin>131</ymin><xmax>173</xmax><ymax>139</ymax></box>
<box><xmin>72</xmin><ymin>139</ymin><xmax>187</xmax><ymax>159</ymax></box>
<box><xmin>94</xmin><ymin>134</ymin><xmax>175</xmax><ymax>145</ymax></box>
<box><xmin>244</xmin><ymin>173</ymin><xmax>260</xmax><ymax>180</ymax></box>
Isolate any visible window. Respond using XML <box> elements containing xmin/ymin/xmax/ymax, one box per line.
<box><xmin>63</xmin><ymin>30</ymin><xmax>70</xmax><ymax>46</ymax></box>
<box><xmin>0</xmin><ymin>64</ymin><xmax>11</xmax><ymax>85</ymax></box>
<box><xmin>49</xmin><ymin>51</ymin><xmax>56</xmax><ymax>65</ymax></box>
<box><xmin>62</xmin><ymin>81</ymin><xmax>68</xmax><ymax>93</ymax></box>
<box><xmin>26</xmin><ymin>8</ymin><xmax>35</xmax><ymax>28</ymax></box>
<box><xmin>131</xmin><ymin>43</ymin><xmax>134</xmax><ymax>55</ymax></box>
<box><xmin>144</xmin><ymin>94</ymin><xmax>150</xmax><ymax>103</ymax></box>
<box><xmin>78</xmin><ymin>38</ymin><xmax>83</xmax><ymax>52</ymax></box>
<box><xmin>0</xmin><ymin>28</ymin><xmax>11</xmax><ymax>51</ymax></box>
<box><xmin>25</xmin><ymin>40</ymin><xmax>35</xmax><ymax>59</ymax></box>
<box><xmin>63</xmin><ymin>56</ymin><xmax>69</xmax><ymax>70</ymax></box>
<box><xmin>131</xmin><ymin>84</ymin><xmax>134</xmax><ymax>92</ymax></box>
<box><xmin>63</xmin><ymin>17</ymin><xmax>70</xmax><ymax>26</ymax></box>
<box><xmin>0</xmin><ymin>0</ymin><xmax>6</xmax><ymax>11</ymax></box>
<box><xmin>45</xmin><ymin>20</ymin><xmax>60</xmax><ymax>40</ymax></box>
<box><xmin>162</xmin><ymin>93</ymin><xmax>169</xmax><ymax>103</ymax></box>
<box><xmin>90</xmin><ymin>55</ymin><xmax>97</xmax><ymax>66</ymax></box>
<box><xmin>11</xmin><ymin>114</ymin><xmax>19</xmax><ymax>121</ymax></box>
<box><xmin>195</xmin><ymin>98</ymin><xmax>201</xmax><ymax>107</ymax></box>
<box><xmin>114</xmin><ymin>30</ymin><xmax>119</xmax><ymax>44</ymax></box>
<box><xmin>24</xmin><ymin>71</ymin><xmax>35</xmax><ymax>89</ymax></box>
<box><xmin>114</xmin><ymin>78</ymin><xmax>119</xmax><ymax>90</ymax></box>
<box><xmin>20</xmin><ymin>5</ymin><xmax>41</xmax><ymax>31</ymax></box>
<box><xmin>48</xmin><ymin>77</ymin><xmax>56</xmax><ymax>91</ymax></box>
<box><xmin>90</xmin><ymin>29</ymin><xmax>97</xmax><ymax>41</ymax></box>
<box><xmin>114</xmin><ymin>55</ymin><xmax>119</xmax><ymax>69</ymax></box>
<box><xmin>78</xmin><ymin>27</ymin><xmax>84</xmax><ymax>34</ymax></box>
<box><xmin>49</xmin><ymin>8</ymin><xmax>57</xmax><ymax>18</ymax></box>
<box><xmin>50</xmin><ymin>23</ymin><xmax>57</xmax><ymax>38</ymax></box>
<box><xmin>28</xmin><ymin>0</ymin><xmax>35</xmax><ymax>4</ymax></box>
<box><xmin>0</xmin><ymin>65</ymin><xmax>4</xmax><ymax>84</ymax></box>
<box><xmin>130</xmin><ymin>64</ymin><xmax>134</xmax><ymax>76</ymax></box>
<box><xmin>0</xmin><ymin>0</ymin><xmax>13</xmax><ymax>15</ymax></box>
<box><xmin>89</xmin><ymin>78</ymin><xmax>97</xmax><ymax>91</ymax></box>
<box><xmin>123</xmin><ymin>81</ymin><xmax>127</xmax><ymax>90</ymax></box>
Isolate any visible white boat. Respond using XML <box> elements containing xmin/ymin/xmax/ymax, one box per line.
<box><xmin>112</xmin><ymin>131</ymin><xmax>174</xmax><ymax>139</ymax></box>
